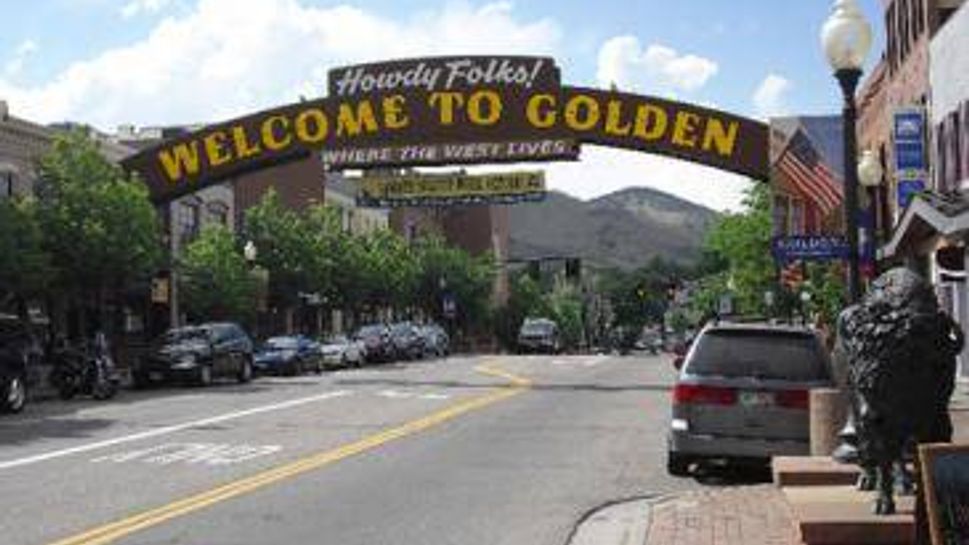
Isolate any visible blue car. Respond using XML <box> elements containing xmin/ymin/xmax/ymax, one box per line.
<box><xmin>253</xmin><ymin>336</ymin><xmax>322</xmax><ymax>376</ymax></box>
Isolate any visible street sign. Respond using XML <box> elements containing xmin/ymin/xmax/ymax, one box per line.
<box><xmin>898</xmin><ymin>178</ymin><xmax>925</xmax><ymax>209</ymax></box>
<box><xmin>771</xmin><ymin>236</ymin><xmax>850</xmax><ymax>263</ymax></box>
<box><xmin>893</xmin><ymin>108</ymin><xmax>926</xmax><ymax>176</ymax></box>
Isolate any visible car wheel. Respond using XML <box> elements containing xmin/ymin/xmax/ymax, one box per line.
<box><xmin>1</xmin><ymin>374</ymin><xmax>27</xmax><ymax>414</ymax></box>
<box><xmin>238</xmin><ymin>357</ymin><xmax>253</xmax><ymax>383</ymax></box>
<box><xmin>196</xmin><ymin>364</ymin><xmax>213</xmax><ymax>387</ymax></box>
<box><xmin>667</xmin><ymin>451</ymin><xmax>692</xmax><ymax>477</ymax></box>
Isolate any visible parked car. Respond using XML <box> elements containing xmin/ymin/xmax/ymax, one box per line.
<box><xmin>390</xmin><ymin>322</ymin><xmax>425</xmax><ymax>360</ymax></box>
<box><xmin>0</xmin><ymin>314</ymin><xmax>44</xmax><ymax>413</ymax></box>
<box><xmin>319</xmin><ymin>334</ymin><xmax>365</xmax><ymax>369</ymax></box>
<box><xmin>355</xmin><ymin>324</ymin><xmax>394</xmax><ymax>363</ymax></box>
<box><xmin>254</xmin><ymin>335</ymin><xmax>322</xmax><ymax>376</ymax></box>
<box><xmin>517</xmin><ymin>318</ymin><xmax>561</xmax><ymax>354</ymax></box>
<box><xmin>419</xmin><ymin>324</ymin><xmax>450</xmax><ymax>358</ymax></box>
<box><xmin>134</xmin><ymin>322</ymin><xmax>254</xmax><ymax>387</ymax></box>
<box><xmin>666</xmin><ymin>322</ymin><xmax>833</xmax><ymax>476</ymax></box>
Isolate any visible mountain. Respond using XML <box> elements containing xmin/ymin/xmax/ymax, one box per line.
<box><xmin>507</xmin><ymin>187</ymin><xmax>718</xmax><ymax>271</ymax></box>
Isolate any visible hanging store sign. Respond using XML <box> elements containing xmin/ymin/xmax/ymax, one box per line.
<box><xmin>357</xmin><ymin>170</ymin><xmax>546</xmax><ymax>207</ymax></box>
<box><xmin>893</xmin><ymin>107</ymin><xmax>926</xmax><ymax>175</ymax></box>
<box><xmin>122</xmin><ymin>56</ymin><xmax>769</xmax><ymax>203</ymax></box>
<box><xmin>771</xmin><ymin>235</ymin><xmax>850</xmax><ymax>263</ymax></box>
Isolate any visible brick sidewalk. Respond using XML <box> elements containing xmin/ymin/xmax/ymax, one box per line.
<box><xmin>645</xmin><ymin>485</ymin><xmax>800</xmax><ymax>545</ymax></box>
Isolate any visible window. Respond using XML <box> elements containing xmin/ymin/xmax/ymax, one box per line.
<box><xmin>207</xmin><ymin>202</ymin><xmax>229</xmax><ymax>227</ymax></box>
<box><xmin>772</xmin><ymin>195</ymin><xmax>790</xmax><ymax>236</ymax></box>
<box><xmin>176</xmin><ymin>199</ymin><xmax>201</xmax><ymax>244</ymax></box>
<box><xmin>1</xmin><ymin>172</ymin><xmax>13</xmax><ymax>198</ymax></box>
<box><xmin>790</xmin><ymin>199</ymin><xmax>805</xmax><ymax>235</ymax></box>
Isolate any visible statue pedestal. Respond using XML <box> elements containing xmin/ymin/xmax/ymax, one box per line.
<box><xmin>782</xmin><ymin>485</ymin><xmax>915</xmax><ymax>545</ymax></box>
<box><xmin>772</xmin><ymin>456</ymin><xmax>860</xmax><ymax>487</ymax></box>
<box><xmin>810</xmin><ymin>388</ymin><xmax>848</xmax><ymax>456</ymax></box>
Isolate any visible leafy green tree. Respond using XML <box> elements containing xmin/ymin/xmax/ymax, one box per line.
<box><xmin>242</xmin><ymin>189</ymin><xmax>315</xmax><ymax>312</ymax></box>
<box><xmin>701</xmin><ymin>183</ymin><xmax>774</xmax><ymax>316</ymax></box>
<box><xmin>0</xmin><ymin>198</ymin><xmax>51</xmax><ymax>311</ymax></box>
<box><xmin>413</xmin><ymin>236</ymin><xmax>494</xmax><ymax>328</ymax></box>
<box><xmin>547</xmin><ymin>282</ymin><xmax>584</xmax><ymax>349</ymax></box>
<box><xmin>178</xmin><ymin>225</ymin><xmax>257</xmax><ymax>323</ymax></box>
<box><xmin>493</xmin><ymin>273</ymin><xmax>550</xmax><ymax>348</ymax></box>
<box><xmin>35</xmin><ymin>131</ymin><xmax>162</xmax><ymax>328</ymax></box>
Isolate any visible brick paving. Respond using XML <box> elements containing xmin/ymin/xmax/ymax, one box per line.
<box><xmin>644</xmin><ymin>485</ymin><xmax>800</xmax><ymax>545</ymax></box>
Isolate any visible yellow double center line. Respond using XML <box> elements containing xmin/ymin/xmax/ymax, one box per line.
<box><xmin>48</xmin><ymin>363</ymin><xmax>531</xmax><ymax>545</ymax></box>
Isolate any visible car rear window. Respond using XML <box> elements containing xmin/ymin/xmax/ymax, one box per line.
<box><xmin>686</xmin><ymin>329</ymin><xmax>829</xmax><ymax>381</ymax></box>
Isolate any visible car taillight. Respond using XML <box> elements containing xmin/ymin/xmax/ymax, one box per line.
<box><xmin>673</xmin><ymin>384</ymin><xmax>736</xmax><ymax>406</ymax></box>
<box><xmin>775</xmin><ymin>389</ymin><xmax>809</xmax><ymax>410</ymax></box>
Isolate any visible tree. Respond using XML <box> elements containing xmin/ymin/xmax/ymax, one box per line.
<box><xmin>178</xmin><ymin>225</ymin><xmax>257</xmax><ymax>323</ymax></box>
<box><xmin>547</xmin><ymin>281</ymin><xmax>584</xmax><ymax>349</ymax></box>
<box><xmin>0</xmin><ymin>198</ymin><xmax>51</xmax><ymax>312</ymax></box>
<box><xmin>412</xmin><ymin>236</ymin><xmax>494</xmax><ymax>329</ymax></box>
<box><xmin>35</xmin><ymin>131</ymin><xmax>162</xmax><ymax>331</ymax></box>
<box><xmin>701</xmin><ymin>183</ymin><xmax>774</xmax><ymax>316</ymax></box>
<box><xmin>493</xmin><ymin>273</ymin><xmax>550</xmax><ymax>348</ymax></box>
<box><xmin>242</xmin><ymin>189</ymin><xmax>315</xmax><ymax>316</ymax></box>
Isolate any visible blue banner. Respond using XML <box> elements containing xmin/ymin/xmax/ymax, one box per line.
<box><xmin>893</xmin><ymin>108</ymin><xmax>925</xmax><ymax>175</ymax></box>
<box><xmin>898</xmin><ymin>178</ymin><xmax>925</xmax><ymax>209</ymax></box>
<box><xmin>771</xmin><ymin>236</ymin><xmax>850</xmax><ymax>263</ymax></box>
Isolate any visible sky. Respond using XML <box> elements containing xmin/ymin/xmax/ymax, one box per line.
<box><xmin>0</xmin><ymin>0</ymin><xmax>887</xmax><ymax>212</ymax></box>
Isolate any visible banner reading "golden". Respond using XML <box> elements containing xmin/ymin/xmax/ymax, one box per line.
<box><xmin>122</xmin><ymin>56</ymin><xmax>769</xmax><ymax>203</ymax></box>
<box><xmin>357</xmin><ymin>171</ymin><xmax>546</xmax><ymax>207</ymax></box>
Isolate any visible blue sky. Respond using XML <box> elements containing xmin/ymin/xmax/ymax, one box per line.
<box><xmin>0</xmin><ymin>0</ymin><xmax>887</xmax><ymax>211</ymax></box>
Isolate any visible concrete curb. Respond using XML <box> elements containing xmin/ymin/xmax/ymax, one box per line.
<box><xmin>564</xmin><ymin>494</ymin><xmax>666</xmax><ymax>545</ymax></box>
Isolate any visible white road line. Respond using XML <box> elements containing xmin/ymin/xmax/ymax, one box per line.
<box><xmin>377</xmin><ymin>389</ymin><xmax>413</xmax><ymax>399</ymax></box>
<box><xmin>583</xmin><ymin>355</ymin><xmax>610</xmax><ymax>367</ymax></box>
<box><xmin>418</xmin><ymin>393</ymin><xmax>450</xmax><ymax>400</ymax></box>
<box><xmin>0</xmin><ymin>390</ymin><xmax>352</xmax><ymax>471</ymax></box>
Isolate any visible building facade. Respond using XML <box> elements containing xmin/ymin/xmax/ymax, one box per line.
<box><xmin>875</xmin><ymin>0</ymin><xmax>969</xmax><ymax>379</ymax></box>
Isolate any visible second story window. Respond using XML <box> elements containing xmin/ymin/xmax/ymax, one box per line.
<box><xmin>177</xmin><ymin>199</ymin><xmax>201</xmax><ymax>244</ymax></box>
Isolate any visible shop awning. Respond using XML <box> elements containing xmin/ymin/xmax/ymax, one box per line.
<box><xmin>881</xmin><ymin>192</ymin><xmax>969</xmax><ymax>259</ymax></box>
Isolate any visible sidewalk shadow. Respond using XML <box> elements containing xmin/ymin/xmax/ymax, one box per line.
<box><xmin>692</xmin><ymin>462</ymin><xmax>773</xmax><ymax>486</ymax></box>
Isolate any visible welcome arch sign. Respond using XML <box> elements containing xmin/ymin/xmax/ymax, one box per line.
<box><xmin>123</xmin><ymin>56</ymin><xmax>769</xmax><ymax>203</ymax></box>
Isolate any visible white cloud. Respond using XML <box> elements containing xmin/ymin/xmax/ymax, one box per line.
<box><xmin>4</xmin><ymin>40</ymin><xmax>38</xmax><ymax>77</ymax></box>
<box><xmin>0</xmin><ymin>0</ymin><xmax>560</xmax><ymax>128</ymax></box>
<box><xmin>752</xmin><ymin>73</ymin><xmax>792</xmax><ymax>120</ymax></box>
<box><xmin>596</xmin><ymin>36</ymin><xmax>718</xmax><ymax>96</ymax></box>
<box><xmin>0</xmin><ymin>0</ymin><xmax>751</xmax><ymax>212</ymax></box>
<box><xmin>121</xmin><ymin>0</ymin><xmax>174</xmax><ymax>19</ymax></box>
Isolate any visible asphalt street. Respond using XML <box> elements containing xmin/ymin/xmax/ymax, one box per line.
<box><xmin>0</xmin><ymin>353</ymin><xmax>699</xmax><ymax>545</ymax></box>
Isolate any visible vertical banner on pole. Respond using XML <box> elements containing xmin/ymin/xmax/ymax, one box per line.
<box><xmin>893</xmin><ymin>107</ymin><xmax>927</xmax><ymax>210</ymax></box>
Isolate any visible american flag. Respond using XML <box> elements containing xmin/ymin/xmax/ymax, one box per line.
<box><xmin>776</xmin><ymin>129</ymin><xmax>843</xmax><ymax>216</ymax></box>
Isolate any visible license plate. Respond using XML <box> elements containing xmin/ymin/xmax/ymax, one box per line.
<box><xmin>149</xmin><ymin>371</ymin><xmax>164</xmax><ymax>381</ymax></box>
<box><xmin>738</xmin><ymin>391</ymin><xmax>774</xmax><ymax>407</ymax></box>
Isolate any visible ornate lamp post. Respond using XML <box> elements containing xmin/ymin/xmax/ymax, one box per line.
<box><xmin>821</xmin><ymin>0</ymin><xmax>873</xmax><ymax>304</ymax></box>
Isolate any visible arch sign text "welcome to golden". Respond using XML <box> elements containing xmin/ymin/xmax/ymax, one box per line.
<box><xmin>122</xmin><ymin>56</ymin><xmax>769</xmax><ymax>203</ymax></box>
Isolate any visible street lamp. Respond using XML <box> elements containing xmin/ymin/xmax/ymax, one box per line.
<box><xmin>858</xmin><ymin>149</ymin><xmax>884</xmax><ymax>188</ymax></box>
<box><xmin>243</xmin><ymin>240</ymin><xmax>257</xmax><ymax>264</ymax></box>
<box><xmin>821</xmin><ymin>0</ymin><xmax>872</xmax><ymax>304</ymax></box>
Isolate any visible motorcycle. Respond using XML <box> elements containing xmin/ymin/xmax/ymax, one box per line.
<box><xmin>49</xmin><ymin>334</ymin><xmax>120</xmax><ymax>401</ymax></box>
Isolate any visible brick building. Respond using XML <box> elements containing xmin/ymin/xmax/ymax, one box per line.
<box><xmin>873</xmin><ymin>0</ymin><xmax>969</xmax><ymax>379</ymax></box>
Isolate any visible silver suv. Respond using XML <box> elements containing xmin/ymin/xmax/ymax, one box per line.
<box><xmin>667</xmin><ymin>322</ymin><xmax>833</xmax><ymax>476</ymax></box>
